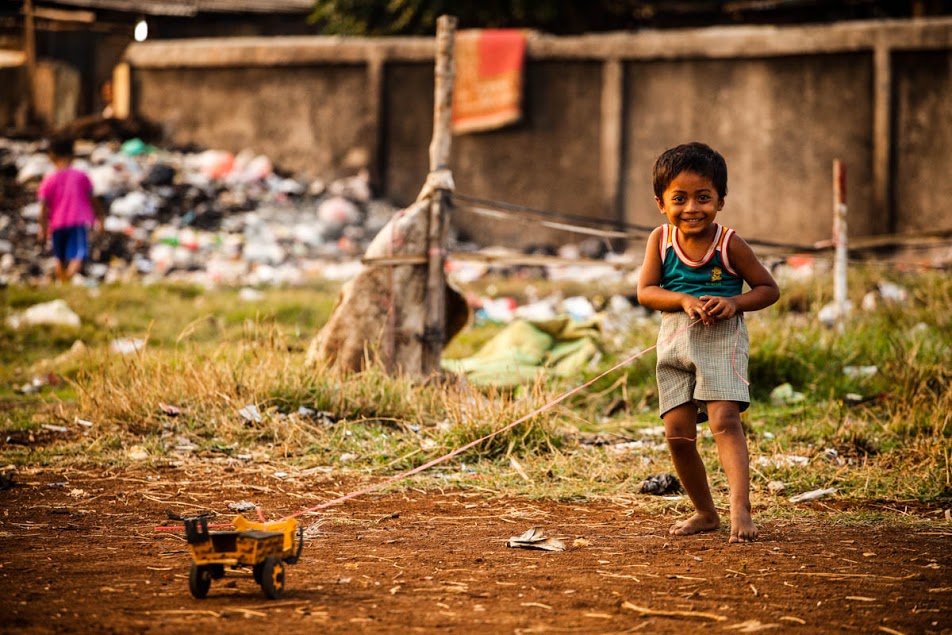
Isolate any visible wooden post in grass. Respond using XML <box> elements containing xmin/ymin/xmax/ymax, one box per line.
<box><xmin>833</xmin><ymin>160</ymin><xmax>848</xmax><ymax>332</ymax></box>
<box><xmin>421</xmin><ymin>15</ymin><xmax>457</xmax><ymax>375</ymax></box>
<box><xmin>23</xmin><ymin>0</ymin><xmax>37</xmax><ymax>123</ymax></box>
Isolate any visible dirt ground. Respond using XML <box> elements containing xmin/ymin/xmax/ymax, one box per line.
<box><xmin>0</xmin><ymin>463</ymin><xmax>949</xmax><ymax>635</ymax></box>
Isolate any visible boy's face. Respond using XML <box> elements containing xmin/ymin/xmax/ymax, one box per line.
<box><xmin>655</xmin><ymin>170</ymin><xmax>724</xmax><ymax>239</ymax></box>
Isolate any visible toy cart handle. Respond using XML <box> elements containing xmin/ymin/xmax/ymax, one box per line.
<box><xmin>285</xmin><ymin>525</ymin><xmax>305</xmax><ymax>565</ymax></box>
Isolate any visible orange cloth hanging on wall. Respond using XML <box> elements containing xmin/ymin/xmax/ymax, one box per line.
<box><xmin>452</xmin><ymin>29</ymin><xmax>527</xmax><ymax>134</ymax></box>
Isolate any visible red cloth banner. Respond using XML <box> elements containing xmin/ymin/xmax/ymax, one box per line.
<box><xmin>452</xmin><ymin>29</ymin><xmax>526</xmax><ymax>134</ymax></box>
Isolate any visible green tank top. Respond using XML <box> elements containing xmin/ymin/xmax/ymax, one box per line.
<box><xmin>659</xmin><ymin>223</ymin><xmax>744</xmax><ymax>298</ymax></box>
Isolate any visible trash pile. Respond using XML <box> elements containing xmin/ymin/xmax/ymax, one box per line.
<box><xmin>0</xmin><ymin>136</ymin><xmax>401</xmax><ymax>286</ymax></box>
<box><xmin>1</xmin><ymin>134</ymin><xmax>655</xmax><ymax>291</ymax></box>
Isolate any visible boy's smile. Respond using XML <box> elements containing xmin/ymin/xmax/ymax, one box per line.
<box><xmin>655</xmin><ymin>171</ymin><xmax>724</xmax><ymax>240</ymax></box>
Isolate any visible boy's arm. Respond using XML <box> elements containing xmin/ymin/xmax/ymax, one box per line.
<box><xmin>700</xmin><ymin>234</ymin><xmax>780</xmax><ymax>320</ymax></box>
<box><xmin>637</xmin><ymin>227</ymin><xmax>712</xmax><ymax>322</ymax></box>
<box><xmin>90</xmin><ymin>193</ymin><xmax>106</xmax><ymax>232</ymax></box>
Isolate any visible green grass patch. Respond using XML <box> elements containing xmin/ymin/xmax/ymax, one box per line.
<box><xmin>1</xmin><ymin>266</ymin><xmax>950</xmax><ymax>522</ymax></box>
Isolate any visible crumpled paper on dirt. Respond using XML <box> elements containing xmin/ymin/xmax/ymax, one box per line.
<box><xmin>442</xmin><ymin>317</ymin><xmax>600</xmax><ymax>386</ymax></box>
<box><xmin>506</xmin><ymin>526</ymin><xmax>566</xmax><ymax>551</ymax></box>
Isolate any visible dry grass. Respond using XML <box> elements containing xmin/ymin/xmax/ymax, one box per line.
<box><xmin>1</xmin><ymin>265</ymin><xmax>950</xmax><ymax>518</ymax></box>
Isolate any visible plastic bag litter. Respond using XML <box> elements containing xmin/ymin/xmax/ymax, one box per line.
<box><xmin>110</xmin><ymin>338</ymin><xmax>145</xmax><ymax>354</ymax></box>
<box><xmin>507</xmin><ymin>527</ymin><xmax>566</xmax><ymax>551</ymax></box>
<box><xmin>770</xmin><ymin>382</ymin><xmax>805</xmax><ymax>405</ymax></box>
<box><xmin>239</xmin><ymin>404</ymin><xmax>263</xmax><ymax>423</ymax></box>
<box><xmin>6</xmin><ymin>299</ymin><xmax>81</xmax><ymax>329</ymax></box>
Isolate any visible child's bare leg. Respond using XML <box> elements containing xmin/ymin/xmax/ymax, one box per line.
<box><xmin>64</xmin><ymin>258</ymin><xmax>83</xmax><ymax>282</ymax></box>
<box><xmin>54</xmin><ymin>261</ymin><xmax>68</xmax><ymax>284</ymax></box>
<box><xmin>707</xmin><ymin>401</ymin><xmax>757</xmax><ymax>543</ymax></box>
<box><xmin>664</xmin><ymin>403</ymin><xmax>720</xmax><ymax>535</ymax></box>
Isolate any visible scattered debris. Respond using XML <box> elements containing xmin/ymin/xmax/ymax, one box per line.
<box><xmin>756</xmin><ymin>454</ymin><xmax>809</xmax><ymax>468</ymax></box>
<box><xmin>110</xmin><ymin>338</ymin><xmax>146</xmax><ymax>354</ymax></box>
<box><xmin>227</xmin><ymin>501</ymin><xmax>257</xmax><ymax>513</ymax></box>
<box><xmin>159</xmin><ymin>403</ymin><xmax>182</xmax><ymax>416</ymax></box>
<box><xmin>770</xmin><ymin>382</ymin><xmax>805</xmax><ymax>405</ymax></box>
<box><xmin>789</xmin><ymin>488</ymin><xmax>837</xmax><ymax>503</ymax></box>
<box><xmin>238</xmin><ymin>405</ymin><xmax>263</xmax><ymax>423</ymax></box>
<box><xmin>818</xmin><ymin>300</ymin><xmax>853</xmax><ymax>327</ymax></box>
<box><xmin>767</xmin><ymin>481</ymin><xmax>787</xmax><ymax>495</ymax></box>
<box><xmin>0</xmin><ymin>466</ymin><xmax>15</xmax><ymax>490</ymax></box>
<box><xmin>127</xmin><ymin>445</ymin><xmax>150</xmax><ymax>461</ymax></box>
<box><xmin>638</xmin><ymin>473</ymin><xmax>683</xmax><ymax>496</ymax></box>
<box><xmin>507</xmin><ymin>527</ymin><xmax>566</xmax><ymax>551</ymax></box>
<box><xmin>843</xmin><ymin>365</ymin><xmax>878</xmax><ymax>378</ymax></box>
<box><xmin>5</xmin><ymin>299</ymin><xmax>81</xmax><ymax>329</ymax></box>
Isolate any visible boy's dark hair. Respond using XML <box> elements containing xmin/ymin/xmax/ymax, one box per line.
<box><xmin>652</xmin><ymin>142</ymin><xmax>728</xmax><ymax>199</ymax></box>
<box><xmin>48</xmin><ymin>137</ymin><xmax>75</xmax><ymax>158</ymax></box>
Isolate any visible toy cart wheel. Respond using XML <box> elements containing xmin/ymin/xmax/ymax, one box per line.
<box><xmin>259</xmin><ymin>556</ymin><xmax>285</xmax><ymax>599</ymax></box>
<box><xmin>189</xmin><ymin>563</ymin><xmax>213</xmax><ymax>599</ymax></box>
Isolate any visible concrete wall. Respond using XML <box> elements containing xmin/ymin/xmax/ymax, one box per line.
<box><xmin>385</xmin><ymin>61</ymin><xmax>604</xmax><ymax>246</ymax></box>
<box><xmin>134</xmin><ymin>65</ymin><xmax>372</xmax><ymax>180</ymax></box>
<box><xmin>892</xmin><ymin>50</ymin><xmax>952</xmax><ymax>235</ymax></box>
<box><xmin>120</xmin><ymin>19</ymin><xmax>952</xmax><ymax>249</ymax></box>
<box><xmin>0</xmin><ymin>64</ymin><xmax>27</xmax><ymax>129</ymax></box>
<box><xmin>624</xmin><ymin>54</ymin><xmax>874</xmax><ymax>243</ymax></box>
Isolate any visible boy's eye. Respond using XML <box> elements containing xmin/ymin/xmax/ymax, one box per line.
<box><xmin>671</xmin><ymin>195</ymin><xmax>685</xmax><ymax>203</ymax></box>
<box><xmin>698</xmin><ymin>195</ymin><xmax>711</xmax><ymax>202</ymax></box>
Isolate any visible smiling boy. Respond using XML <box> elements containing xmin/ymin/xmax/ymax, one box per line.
<box><xmin>637</xmin><ymin>142</ymin><xmax>780</xmax><ymax>543</ymax></box>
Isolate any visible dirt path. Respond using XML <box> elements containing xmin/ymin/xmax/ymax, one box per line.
<box><xmin>1</xmin><ymin>465</ymin><xmax>949</xmax><ymax>634</ymax></box>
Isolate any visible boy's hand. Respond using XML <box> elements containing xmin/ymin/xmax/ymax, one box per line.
<box><xmin>37</xmin><ymin>227</ymin><xmax>48</xmax><ymax>245</ymax></box>
<box><xmin>700</xmin><ymin>295</ymin><xmax>739</xmax><ymax>321</ymax></box>
<box><xmin>681</xmin><ymin>295</ymin><xmax>713</xmax><ymax>325</ymax></box>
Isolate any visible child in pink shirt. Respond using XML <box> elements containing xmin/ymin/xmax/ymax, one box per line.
<box><xmin>37</xmin><ymin>137</ymin><xmax>104</xmax><ymax>283</ymax></box>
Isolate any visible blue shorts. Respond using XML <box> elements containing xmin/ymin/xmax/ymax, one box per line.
<box><xmin>51</xmin><ymin>226</ymin><xmax>89</xmax><ymax>265</ymax></box>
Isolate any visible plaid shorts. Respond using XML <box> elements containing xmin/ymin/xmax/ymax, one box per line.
<box><xmin>656</xmin><ymin>312</ymin><xmax>750</xmax><ymax>421</ymax></box>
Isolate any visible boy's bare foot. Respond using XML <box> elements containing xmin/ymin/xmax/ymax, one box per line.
<box><xmin>669</xmin><ymin>512</ymin><xmax>720</xmax><ymax>536</ymax></box>
<box><xmin>729</xmin><ymin>508</ymin><xmax>758</xmax><ymax>543</ymax></box>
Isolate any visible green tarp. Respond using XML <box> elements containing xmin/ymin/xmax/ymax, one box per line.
<box><xmin>441</xmin><ymin>317</ymin><xmax>601</xmax><ymax>386</ymax></box>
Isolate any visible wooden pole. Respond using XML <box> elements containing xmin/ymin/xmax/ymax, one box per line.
<box><xmin>833</xmin><ymin>160</ymin><xmax>848</xmax><ymax>331</ymax></box>
<box><xmin>421</xmin><ymin>15</ymin><xmax>457</xmax><ymax>376</ymax></box>
<box><xmin>112</xmin><ymin>62</ymin><xmax>131</xmax><ymax>119</ymax></box>
<box><xmin>23</xmin><ymin>0</ymin><xmax>37</xmax><ymax>123</ymax></box>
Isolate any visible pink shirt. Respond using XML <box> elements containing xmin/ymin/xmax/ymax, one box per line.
<box><xmin>37</xmin><ymin>167</ymin><xmax>96</xmax><ymax>230</ymax></box>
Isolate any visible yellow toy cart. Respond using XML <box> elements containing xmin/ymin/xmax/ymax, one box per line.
<box><xmin>177</xmin><ymin>513</ymin><xmax>303</xmax><ymax>599</ymax></box>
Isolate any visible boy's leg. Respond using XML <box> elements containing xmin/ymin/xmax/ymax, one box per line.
<box><xmin>664</xmin><ymin>403</ymin><xmax>720</xmax><ymax>535</ymax></box>
<box><xmin>55</xmin><ymin>227</ymin><xmax>88</xmax><ymax>283</ymax></box>
<box><xmin>64</xmin><ymin>258</ymin><xmax>83</xmax><ymax>282</ymax></box>
<box><xmin>54</xmin><ymin>260</ymin><xmax>68</xmax><ymax>284</ymax></box>
<box><xmin>707</xmin><ymin>401</ymin><xmax>757</xmax><ymax>543</ymax></box>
